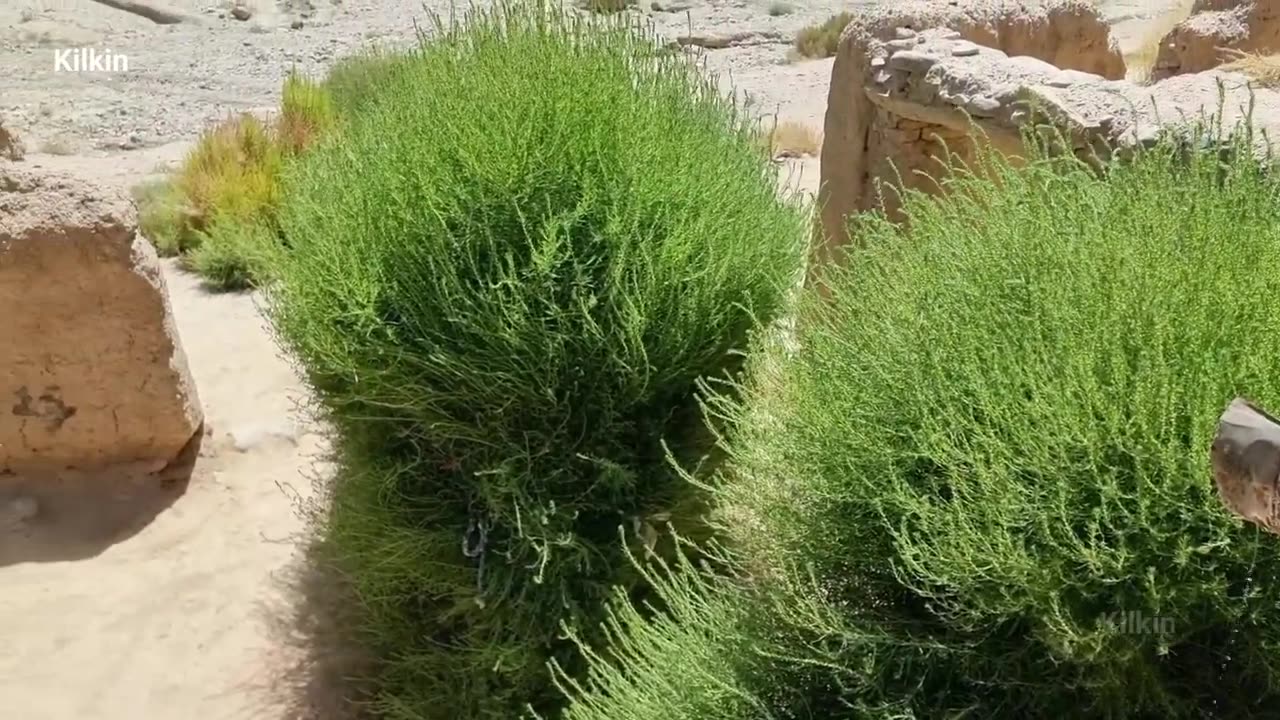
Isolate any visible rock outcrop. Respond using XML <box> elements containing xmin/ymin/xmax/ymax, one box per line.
<box><xmin>1212</xmin><ymin>397</ymin><xmax>1280</xmax><ymax>535</ymax></box>
<box><xmin>816</xmin><ymin>0</ymin><xmax>1126</xmax><ymax>279</ymax></box>
<box><xmin>1153</xmin><ymin>0</ymin><xmax>1280</xmax><ymax>81</ymax></box>
<box><xmin>814</xmin><ymin>13</ymin><xmax>1280</xmax><ymax>283</ymax></box>
<box><xmin>0</xmin><ymin>164</ymin><xmax>202</xmax><ymax>479</ymax></box>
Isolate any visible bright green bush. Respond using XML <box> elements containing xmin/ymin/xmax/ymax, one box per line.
<box><xmin>267</xmin><ymin>2</ymin><xmax>806</xmax><ymax>717</ymax></box>
<box><xmin>186</xmin><ymin>214</ymin><xmax>284</xmax><ymax>291</ymax></box>
<box><xmin>562</xmin><ymin>131</ymin><xmax>1280</xmax><ymax>719</ymax></box>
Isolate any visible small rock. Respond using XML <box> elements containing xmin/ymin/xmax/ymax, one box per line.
<box><xmin>894</xmin><ymin>27</ymin><xmax>916</xmax><ymax>39</ymax></box>
<box><xmin>887</xmin><ymin>49</ymin><xmax>937</xmax><ymax>73</ymax></box>
<box><xmin>934</xmin><ymin>29</ymin><xmax>961</xmax><ymax>40</ymax></box>
<box><xmin>1135</xmin><ymin>124</ymin><xmax>1162</xmax><ymax>148</ymax></box>
<box><xmin>885</xmin><ymin>38</ymin><xmax>918</xmax><ymax>52</ymax></box>
<box><xmin>964</xmin><ymin>95</ymin><xmax>1002</xmax><ymax>117</ymax></box>
<box><xmin>229</xmin><ymin>422</ymin><xmax>300</xmax><ymax>453</ymax></box>
<box><xmin>291</xmin><ymin>19</ymin><xmax>304</xmax><ymax>29</ymax></box>
<box><xmin>1045</xmin><ymin>69</ymin><xmax>1102</xmax><ymax>88</ymax></box>
<box><xmin>230</xmin><ymin>5</ymin><xmax>253</xmax><ymax>20</ymax></box>
<box><xmin>1008</xmin><ymin>55</ymin><xmax>1060</xmax><ymax>76</ymax></box>
<box><xmin>950</xmin><ymin>41</ymin><xmax>980</xmax><ymax>57</ymax></box>
<box><xmin>989</xmin><ymin>82</ymin><xmax>1021</xmax><ymax>104</ymax></box>
<box><xmin>870</xmin><ymin>56</ymin><xmax>886</xmax><ymax>69</ymax></box>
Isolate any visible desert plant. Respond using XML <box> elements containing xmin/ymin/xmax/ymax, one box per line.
<box><xmin>136</xmin><ymin>73</ymin><xmax>337</xmax><ymax>288</ymax></box>
<box><xmin>791</xmin><ymin>12</ymin><xmax>851</xmax><ymax>61</ymax></box>
<box><xmin>1221</xmin><ymin>50</ymin><xmax>1280</xmax><ymax>87</ymax></box>
<box><xmin>762</xmin><ymin>118</ymin><xmax>821</xmax><ymax>158</ymax></box>
<box><xmin>186</xmin><ymin>214</ymin><xmax>284</xmax><ymax>291</ymax></box>
<box><xmin>766</xmin><ymin>1</ymin><xmax>791</xmax><ymax>17</ymax></box>
<box><xmin>177</xmin><ymin>112</ymin><xmax>284</xmax><ymax>238</ymax></box>
<box><xmin>562</xmin><ymin>129</ymin><xmax>1280</xmax><ymax>719</ymax></box>
<box><xmin>267</xmin><ymin>1</ymin><xmax>806</xmax><ymax>717</ymax></box>
<box><xmin>277</xmin><ymin>71</ymin><xmax>337</xmax><ymax>154</ymax></box>
<box><xmin>132</xmin><ymin>178</ymin><xmax>195</xmax><ymax>256</ymax></box>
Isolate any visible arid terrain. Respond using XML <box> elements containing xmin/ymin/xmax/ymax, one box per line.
<box><xmin>0</xmin><ymin>1</ymin><xmax>1191</xmax><ymax>718</ymax></box>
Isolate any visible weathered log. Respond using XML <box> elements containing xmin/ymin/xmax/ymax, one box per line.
<box><xmin>86</xmin><ymin>0</ymin><xmax>200</xmax><ymax>25</ymax></box>
<box><xmin>1211</xmin><ymin>397</ymin><xmax>1280</xmax><ymax>533</ymax></box>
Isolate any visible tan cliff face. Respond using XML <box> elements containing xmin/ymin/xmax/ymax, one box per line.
<box><xmin>1152</xmin><ymin>0</ymin><xmax>1280</xmax><ymax>81</ymax></box>
<box><xmin>813</xmin><ymin>0</ymin><xmax>1280</xmax><ymax>291</ymax></box>
<box><xmin>814</xmin><ymin>0</ymin><xmax>1126</xmax><ymax>286</ymax></box>
<box><xmin>0</xmin><ymin>163</ymin><xmax>203</xmax><ymax>478</ymax></box>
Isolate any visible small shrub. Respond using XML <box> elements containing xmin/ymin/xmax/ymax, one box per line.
<box><xmin>177</xmin><ymin>112</ymin><xmax>284</xmax><ymax>236</ymax></box>
<box><xmin>132</xmin><ymin>178</ymin><xmax>195</xmax><ymax>256</ymax></box>
<box><xmin>791</xmin><ymin>12</ymin><xmax>851</xmax><ymax>61</ymax></box>
<box><xmin>762</xmin><ymin>118</ymin><xmax>821</xmax><ymax>158</ymax></box>
<box><xmin>766</xmin><ymin>2</ymin><xmax>791</xmax><ymax>16</ymax></box>
<box><xmin>268</xmin><ymin>1</ymin><xmax>806</xmax><ymax>717</ymax></box>
<box><xmin>277</xmin><ymin>71</ymin><xmax>337</xmax><ymax>154</ymax></box>
<box><xmin>186</xmin><ymin>214</ymin><xmax>283</xmax><ymax>291</ymax></box>
<box><xmin>1221</xmin><ymin>50</ymin><xmax>1280</xmax><ymax>87</ymax></box>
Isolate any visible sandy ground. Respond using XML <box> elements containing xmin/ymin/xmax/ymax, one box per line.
<box><xmin>0</xmin><ymin>1</ymin><xmax>1186</xmax><ymax>719</ymax></box>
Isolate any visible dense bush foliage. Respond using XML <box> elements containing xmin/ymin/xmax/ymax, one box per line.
<box><xmin>320</xmin><ymin>47</ymin><xmax>407</xmax><ymax>121</ymax></box>
<box><xmin>562</xmin><ymin>132</ymin><xmax>1280</xmax><ymax>719</ymax></box>
<box><xmin>267</xmin><ymin>2</ymin><xmax>806</xmax><ymax>717</ymax></box>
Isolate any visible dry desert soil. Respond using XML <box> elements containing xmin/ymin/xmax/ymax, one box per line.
<box><xmin>0</xmin><ymin>1</ymin><xmax>1187</xmax><ymax>718</ymax></box>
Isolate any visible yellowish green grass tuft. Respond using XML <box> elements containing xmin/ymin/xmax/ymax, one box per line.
<box><xmin>791</xmin><ymin>12</ymin><xmax>851</xmax><ymax>61</ymax></box>
<box><xmin>764</xmin><ymin>119</ymin><xmax>822</xmax><ymax>158</ymax></box>
<box><xmin>133</xmin><ymin>71</ymin><xmax>337</xmax><ymax>290</ymax></box>
<box><xmin>1221</xmin><ymin>50</ymin><xmax>1280</xmax><ymax>87</ymax></box>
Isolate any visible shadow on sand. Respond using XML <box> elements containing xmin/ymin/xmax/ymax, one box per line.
<box><xmin>0</xmin><ymin>428</ymin><xmax>203</xmax><ymax>567</ymax></box>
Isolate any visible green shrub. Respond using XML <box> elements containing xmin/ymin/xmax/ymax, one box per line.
<box><xmin>186</xmin><ymin>214</ymin><xmax>284</xmax><ymax>291</ymax></box>
<box><xmin>132</xmin><ymin>178</ymin><xmax>195</xmax><ymax>256</ymax></box>
<box><xmin>791</xmin><ymin>12</ymin><xmax>851</xmax><ymax>61</ymax></box>
<box><xmin>267</xmin><ymin>2</ymin><xmax>806</xmax><ymax>718</ymax></box>
<box><xmin>563</xmin><ymin>131</ymin><xmax>1280</xmax><ymax>719</ymax></box>
<box><xmin>278</xmin><ymin>71</ymin><xmax>337</xmax><ymax>154</ymax></box>
<box><xmin>178</xmin><ymin>112</ymin><xmax>284</xmax><ymax>233</ymax></box>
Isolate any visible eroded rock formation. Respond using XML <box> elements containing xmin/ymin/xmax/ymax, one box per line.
<box><xmin>1153</xmin><ymin>0</ymin><xmax>1280</xmax><ymax>81</ymax></box>
<box><xmin>1212</xmin><ymin>397</ymin><xmax>1280</xmax><ymax>535</ymax></box>
<box><xmin>814</xmin><ymin>8</ymin><xmax>1280</xmax><ymax>284</ymax></box>
<box><xmin>816</xmin><ymin>0</ymin><xmax>1126</xmax><ymax>279</ymax></box>
<box><xmin>0</xmin><ymin>164</ymin><xmax>203</xmax><ymax>479</ymax></box>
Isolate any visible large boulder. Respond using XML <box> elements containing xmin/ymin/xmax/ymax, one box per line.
<box><xmin>0</xmin><ymin>164</ymin><xmax>202</xmax><ymax>479</ymax></box>
<box><xmin>815</xmin><ymin>0</ymin><xmax>1125</xmax><ymax>281</ymax></box>
<box><xmin>813</xmin><ymin>5</ymin><xmax>1280</xmax><ymax>288</ymax></box>
<box><xmin>1153</xmin><ymin>0</ymin><xmax>1280</xmax><ymax>81</ymax></box>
